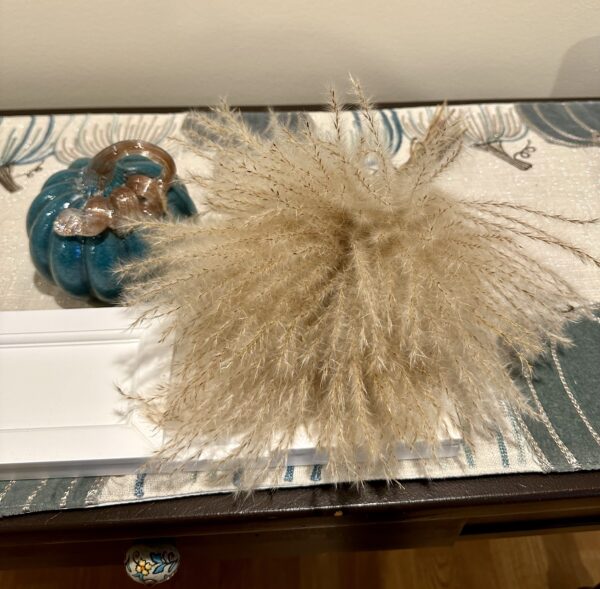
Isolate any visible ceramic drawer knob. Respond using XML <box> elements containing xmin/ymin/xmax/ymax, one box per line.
<box><xmin>124</xmin><ymin>544</ymin><xmax>180</xmax><ymax>585</ymax></box>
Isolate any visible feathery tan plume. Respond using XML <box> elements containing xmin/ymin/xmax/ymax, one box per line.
<box><xmin>121</xmin><ymin>82</ymin><xmax>597</xmax><ymax>484</ymax></box>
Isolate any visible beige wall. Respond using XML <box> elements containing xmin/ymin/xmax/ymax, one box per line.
<box><xmin>1</xmin><ymin>0</ymin><xmax>599</xmax><ymax>110</ymax></box>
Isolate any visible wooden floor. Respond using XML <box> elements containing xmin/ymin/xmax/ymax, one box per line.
<box><xmin>2</xmin><ymin>530</ymin><xmax>600</xmax><ymax>588</ymax></box>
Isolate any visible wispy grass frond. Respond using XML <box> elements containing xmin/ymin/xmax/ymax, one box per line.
<box><xmin>121</xmin><ymin>81</ymin><xmax>597</xmax><ymax>485</ymax></box>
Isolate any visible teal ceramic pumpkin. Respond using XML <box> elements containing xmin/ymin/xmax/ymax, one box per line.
<box><xmin>26</xmin><ymin>141</ymin><xmax>197</xmax><ymax>303</ymax></box>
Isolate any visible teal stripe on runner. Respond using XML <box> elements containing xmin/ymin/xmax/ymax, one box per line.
<box><xmin>496</xmin><ymin>432</ymin><xmax>510</xmax><ymax>467</ymax></box>
<box><xmin>462</xmin><ymin>442</ymin><xmax>476</xmax><ymax>468</ymax></box>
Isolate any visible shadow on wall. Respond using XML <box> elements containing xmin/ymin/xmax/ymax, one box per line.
<box><xmin>553</xmin><ymin>36</ymin><xmax>600</xmax><ymax>98</ymax></box>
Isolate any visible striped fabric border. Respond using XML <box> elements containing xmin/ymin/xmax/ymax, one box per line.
<box><xmin>1</xmin><ymin>103</ymin><xmax>599</xmax><ymax>517</ymax></box>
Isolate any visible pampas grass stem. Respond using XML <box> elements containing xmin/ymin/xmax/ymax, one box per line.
<box><xmin>121</xmin><ymin>81</ymin><xmax>599</xmax><ymax>485</ymax></box>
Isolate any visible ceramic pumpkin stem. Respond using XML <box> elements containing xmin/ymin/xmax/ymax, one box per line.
<box><xmin>89</xmin><ymin>140</ymin><xmax>176</xmax><ymax>188</ymax></box>
<box><xmin>54</xmin><ymin>141</ymin><xmax>177</xmax><ymax>237</ymax></box>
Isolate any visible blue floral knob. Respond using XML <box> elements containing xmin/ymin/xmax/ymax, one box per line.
<box><xmin>124</xmin><ymin>544</ymin><xmax>180</xmax><ymax>585</ymax></box>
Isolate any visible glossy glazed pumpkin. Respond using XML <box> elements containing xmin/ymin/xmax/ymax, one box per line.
<box><xmin>26</xmin><ymin>141</ymin><xmax>196</xmax><ymax>303</ymax></box>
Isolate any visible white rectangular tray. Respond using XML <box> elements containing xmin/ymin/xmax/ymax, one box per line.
<box><xmin>0</xmin><ymin>307</ymin><xmax>461</xmax><ymax>479</ymax></box>
<box><xmin>0</xmin><ymin>307</ymin><xmax>165</xmax><ymax>479</ymax></box>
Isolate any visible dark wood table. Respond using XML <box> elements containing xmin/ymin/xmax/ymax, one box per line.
<box><xmin>2</xmin><ymin>102</ymin><xmax>599</xmax><ymax>574</ymax></box>
<box><xmin>1</xmin><ymin>471</ymin><xmax>599</xmax><ymax>570</ymax></box>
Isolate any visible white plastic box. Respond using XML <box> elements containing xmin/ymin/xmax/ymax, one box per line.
<box><xmin>0</xmin><ymin>307</ymin><xmax>461</xmax><ymax>479</ymax></box>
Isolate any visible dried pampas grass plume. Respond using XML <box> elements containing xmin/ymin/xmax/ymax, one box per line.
<box><xmin>122</xmin><ymin>81</ymin><xmax>598</xmax><ymax>483</ymax></box>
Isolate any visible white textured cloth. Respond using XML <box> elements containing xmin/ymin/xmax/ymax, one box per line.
<box><xmin>1</xmin><ymin>104</ymin><xmax>599</xmax><ymax>516</ymax></box>
<box><xmin>2</xmin><ymin>107</ymin><xmax>599</xmax><ymax>311</ymax></box>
